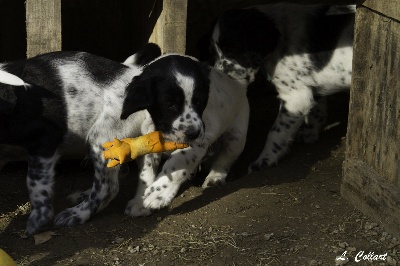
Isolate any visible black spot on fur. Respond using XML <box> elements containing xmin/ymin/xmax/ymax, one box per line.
<box><xmin>273</xmin><ymin>142</ymin><xmax>282</xmax><ymax>151</ymax></box>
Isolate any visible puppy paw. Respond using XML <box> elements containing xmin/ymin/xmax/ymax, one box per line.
<box><xmin>125</xmin><ymin>198</ymin><xmax>153</xmax><ymax>217</ymax></box>
<box><xmin>202</xmin><ymin>174</ymin><xmax>226</xmax><ymax>188</ymax></box>
<box><xmin>143</xmin><ymin>176</ymin><xmax>179</xmax><ymax>210</ymax></box>
<box><xmin>54</xmin><ymin>207</ymin><xmax>89</xmax><ymax>227</ymax></box>
<box><xmin>248</xmin><ymin>157</ymin><xmax>274</xmax><ymax>173</ymax></box>
<box><xmin>26</xmin><ymin>207</ymin><xmax>54</xmax><ymax>235</ymax></box>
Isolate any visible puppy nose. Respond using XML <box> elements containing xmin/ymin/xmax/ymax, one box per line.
<box><xmin>186</xmin><ymin>126</ymin><xmax>201</xmax><ymax>140</ymax></box>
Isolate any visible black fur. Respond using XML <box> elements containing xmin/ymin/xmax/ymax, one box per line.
<box><xmin>216</xmin><ymin>8</ymin><xmax>280</xmax><ymax>69</ymax></box>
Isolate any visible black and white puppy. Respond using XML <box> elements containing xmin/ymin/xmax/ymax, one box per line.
<box><xmin>211</xmin><ymin>4</ymin><xmax>355</xmax><ymax>171</ymax></box>
<box><xmin>0</xmin><ymin>45</ymin><xmax>219</xmax><ymax>234</ymax></box>
<box><xmin>121</xmin><ymin>55</ymin><xmax>250</xmax><ymax>214</ymax></box>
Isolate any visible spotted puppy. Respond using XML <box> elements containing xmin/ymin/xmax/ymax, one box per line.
<box><xmin>0</xmin><ymin>44</ymin><xmax>166</xmax><ymax>234</ymax></box>
<box><xmin>121</xmin><ymin>55</ymin><xmax>250</xmax><ymax>215</ymax></box>
<box><xmin>211</xmin><ymin>4</ymin><xmax>354</xmax><ymax>171</ymax></box>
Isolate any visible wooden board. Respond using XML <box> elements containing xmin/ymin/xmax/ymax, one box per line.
<box><xmin>363</xmin><ymin>0</ymin><xmax>400</xmax><ymax>21</ymax></box>
<box><xmin>342</xmin><ymin>5</ymin><xmax>400</xmax><ymax>238</ymax></box>
<box><xmin>149</xmin><ymin>0</ymin><xmax>188</xmax><ymax>54</ymax></box>
<box><xmin>25</xmin><ymin>0</ymin><xmax>62</xmax><ymax>58</ymax></box>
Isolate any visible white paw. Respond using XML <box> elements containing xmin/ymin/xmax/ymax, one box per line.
<box><xmin>202</xmin><ymin>174</ymin><xmax>226</xmax><ymax>188</ymax></box>
<box><xmin>143</xmin><ymin>176</ymin><xmax>179</xmax><ymax>210</ymax></box>
<box><xmin>124</xmin><ymin>197</ymin><xmax>153</xmax><ymax>217</ymax></box>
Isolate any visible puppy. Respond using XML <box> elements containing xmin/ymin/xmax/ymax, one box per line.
<box><xmin>121</xmin><ymin>55</ymin><xmax>250</xmax><ymax>214</ymax></box>
<box><xmin>211</xmin><ymin>4</ymin><xmax>355</xmax><ymax>171</ymax></box>
<box><xmin>0</xmin><ymin>44</ymin><xmax>165</xmax><ymax>234</ymax></box>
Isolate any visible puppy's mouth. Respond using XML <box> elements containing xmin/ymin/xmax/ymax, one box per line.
<box><xmin>163</xmin><ymin>130</ymin><xmax>205</xmax><ymax>146</ymax></box>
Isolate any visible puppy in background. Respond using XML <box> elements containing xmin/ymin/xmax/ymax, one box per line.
<box><xmin>211</xmin><ymin>4</ymin><xmax>354</xmax><ymax>171</ymax></box>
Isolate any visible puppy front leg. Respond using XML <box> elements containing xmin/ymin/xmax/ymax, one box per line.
<box><xmin>297</xmin><ymin>96</ymin><xmax>327</xmax><ymax>143</ymax></box>
<box><xmin>203</xmin><ymin>101</ymin><xmax>250</xmax><ymax>188</ymax></box>
<box><xmin>125</xmin><ymin>153</ymin><xmax>161</xmax><ymax>217</ymax></box>
<box><xmin>26</xmin><ymin>152</ymin><xmax>60</xmax><ymax>235</ymax></box>
<box><xmin>143</xmin><ymin>145</ymin><xmax>207</xmax><ymax>210</ymax></box>
<box><xmin>54</xmin><ymin>144</ymin><xmax>119</xmax><ymax>226</ymax></box>
<box><xmin>125</xmin><ymin>114</ymin><xmax>161</xmax><ymax>216</ymax></box>
<box><xmin>249</xmin><ymin>104</ymin><xmax>305</xmax><ymax>172</ymax></box>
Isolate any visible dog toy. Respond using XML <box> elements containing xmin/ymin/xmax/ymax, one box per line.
<box><xmin>0</xmin><ymin>248</ymin><xmax>16</xmax><ymax>266</ymax></box>
<box><xmin>103</xmin><ymin>131</ymin><xmax>188</xmax><ymax>167</ymax></box>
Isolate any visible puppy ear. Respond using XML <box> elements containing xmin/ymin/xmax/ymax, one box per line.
<box><xmin>120</xmin><ymin>76</ymin><xmax>152</xmax><ymax>120</ymax></box>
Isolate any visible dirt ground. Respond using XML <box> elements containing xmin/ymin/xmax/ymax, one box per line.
<box><xmin>1</xmin><ymin>78</ymin><xmax>399</xmax><ymax>266</ymax></box>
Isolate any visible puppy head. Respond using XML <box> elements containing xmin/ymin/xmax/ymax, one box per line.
<box><xmin>121</xmin><ymin>55</ymin><xmax>210</xmax><ymax>144</ymax></box>
<box><xmin>212</xmin><ymin>8</ymin><xmax>280</xmax><ymax>81</ymax></box>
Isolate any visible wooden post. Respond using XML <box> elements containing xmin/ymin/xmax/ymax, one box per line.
<box><xmin>341</xmin><ymin>0</ymin><xmax>400</xmax><ymax>238</ymax></box>
<box><xmin>25</xmin><ymin>0</ymin><xmax>62</xmax><ymax>58</ymax></box>
<box><xmin>149</xmin><ymin>0</ymin><xmax>188</xmax><ymax>54</ymax></box>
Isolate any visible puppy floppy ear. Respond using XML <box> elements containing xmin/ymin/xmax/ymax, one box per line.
<box><xmin>120</xmin><ymin>76</ymin><xmax>153</xmax><ymax>120</ymax></box>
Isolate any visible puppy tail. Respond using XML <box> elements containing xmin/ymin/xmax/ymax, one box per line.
<box><xmin>0</xmin><ymin>69</ymin><xmax>31</xmax><ymax>89</ymax></box>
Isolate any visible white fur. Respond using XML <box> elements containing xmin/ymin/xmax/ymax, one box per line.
<box><xmin>0</xmin><ymin>68</ymin><xmax>31</xmax><ymax>88</ymax></box>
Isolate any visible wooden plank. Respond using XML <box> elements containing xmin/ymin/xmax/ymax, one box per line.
<box><xmin>218</xmin><ymin>0</ymin><xmax>356</xmax><ymax>9</ymax></box>
<box><xmin>149</xmin><ymin>0</ymin><xmax>188</xmax><ymax>54</ymax></box>
<box><xmin>345</xmin><ymin>6</ymin><xmax>400</xmax><ymax>183</ymax></box>
<box><xmin>342</xmin><ymin>6</ymin><xmax>400</xmax><ymax>238</ymax></box>
<box><xmin>25</xmin><ymin>0</ymin><xmax>62</xmax><ymax>58</ymax></box>
<box><xmin>342</xmin><ymin>160</ymin><xmax>400</xmax><ymax>238</ymax></box>
<box><xmin>363</xmin><ymin>0</ymin><xmax>400</xmax><ymax>21</ymax></box>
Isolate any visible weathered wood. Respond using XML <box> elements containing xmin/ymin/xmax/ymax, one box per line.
<box><xmin>342</xmin><ymin>5</ymin><xmax>400</xmax><ymax>238</ymax></box>
<box><xmin>149</xmin><ymin>0</ymin><xmax>188</xmax><ymax>54</ymax></box>
<box><xmin>363</xmin><ymin>0</ymin><xmax>400</xmax><ymax>22</ymax></box>
<box><xmin>25</xmin><ymin>0</ymin><xmax>62</xmax><ymax>58</ymax></box>
<box><xmin>345</xmin><ymin>6</ymin><xmax>400</xmax><ymax>183</ymax></box>
<box><xmin>342</xmin><ymin>160</ymin><xmax>400</xmax><ymax>236</ymax></box>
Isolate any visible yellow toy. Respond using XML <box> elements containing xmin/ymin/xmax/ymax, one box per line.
<box><xmin>103</xmin><ymin>131</ymin><xmax>188</xmax><ymax>167</ymax></box>
<box><xmin>0</xmin><ymin>248</ymin><xmax>17</xmax><ymax>266</ymax></box>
